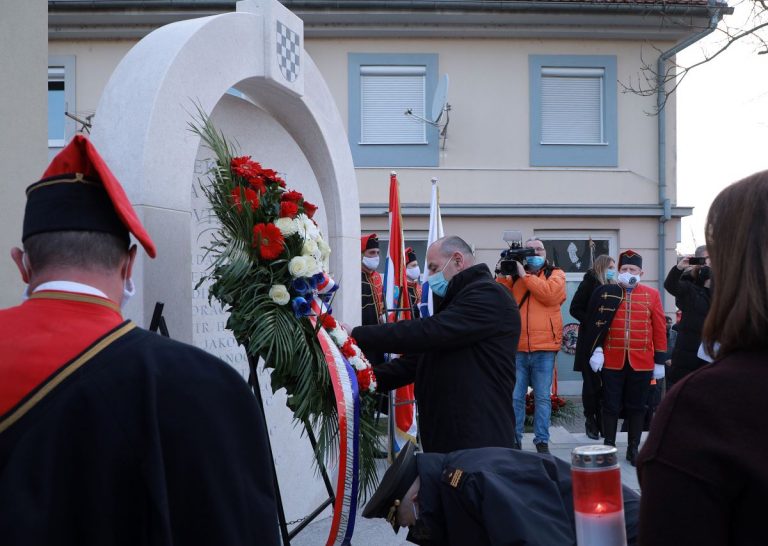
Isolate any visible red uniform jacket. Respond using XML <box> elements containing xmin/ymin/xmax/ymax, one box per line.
<box><xmin>603</xmin><ymin>284</ymin><xmax>667</xmax><ymax>371</ymax></box>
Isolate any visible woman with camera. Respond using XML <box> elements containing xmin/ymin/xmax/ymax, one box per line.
<box><xmin>570</xmin><ymin>254</ymin><xmax>617</xmax><ymax>439</ymax></box>
<box><xmin>663</xmin><ymin>248</ymin><xmax>712</xmax><ymax>388</ymax></box>
<box><xmin>637</xmin><ymin>170</ymin><xmax>768</xmax><ymax>545</ymax></box>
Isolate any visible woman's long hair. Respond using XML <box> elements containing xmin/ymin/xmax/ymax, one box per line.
<box><xmin>592</xmin><ymin>254</ymin><xmax>616</xmax><ymax>285</ymax></box>
<box><xmin>703</xmin><ymin>170</ymin><xmax>768</xmax><ymax>359</ymax></box>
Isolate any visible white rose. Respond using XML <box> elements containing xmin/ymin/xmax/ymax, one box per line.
<box><xmin>305</xmin><ymin>256</ymin><xmax>323</xmax><ymax>275</ymax></box>
<box><xmin>318</xmin><ymin>239</ymin><xmax>331</xmax><ymax>259</ymax></box>
<box><xmin>349</xmin><ymin>355</ymin><xmax>365</xmax><ymax>371</ymax></box>
<box><xmin>330</xmin><ymin>326</ymin><xmax>348</xmax><ymax>346</ymax></box>
<box><xmin>296</xmin><ymin>214</ymin><xmax>320</xmax><ymax>240</ymax></box>
<box><xmin>288</xmin><ymin>256</ymin><xmax>309</xmax><ymax>278</ymax></box>
<box><xmin>268</xmin><ymin>284</ymin><xmax>290</xmax><ymax>305</ymax></box>
<box><xmin>302</xmin><ymin>239</ymin><xmax>319</xmax><ymax>257</ymax></box>
<box><xmin>275</xmin><ymin>217</ymin><xmax>299</xmax><ymax>237</ymax></box>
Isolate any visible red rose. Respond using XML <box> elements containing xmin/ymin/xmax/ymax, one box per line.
<box><xmin>252</xmin><ymin>223</ymin><xmax>285</xmax><ymax>260</ymax></box>
<box><xmin>281</xmin><ymin>190</ymin><xmax>304</xmax><ymax>202</ymax></box>
<box><xmin>319</xmin><ymin>313</ymin><xmax>337</xmax><ymax>330</ymax></box>
<box><xmin>357</xmin><ymin>368</ymin><xmax>374</xmax><ymax>392</ymax></box>
<box><xmin>280</xmin><ymin>201</ymin><xmax>299</xmax><ymax>219</ymax></box>
<box><xmin>231</xmin><ymin>156</ymin><xmax>262</xmax><ymax>180</ymax></box>
<box><xmin>303</xmin><ymin>200</ymin><xmax>318</xmax><ymax>219</ymax></box>
<box><xmin>341</xmin><ymin>338</ymin><xmax>357</xmax><ymax>359</ymax></box>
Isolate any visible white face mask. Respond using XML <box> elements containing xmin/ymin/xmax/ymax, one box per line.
<box><xmin>406</xmin><ymin>266</ymin><xmax>421</xmax><ymax>281</ymax></box>
<box><xmin>361</xmin><ymin>255</ymin><xmax>380</xmax><ymax>271</ymax></box>
<box><xmin>122</xmin><ymin>278</ymin><xmax>136</xmax><ymax>309</ymax></box>
<box><xmin>617</xmin><ymin>272</ymin><xmax>641</xmax><ymax>288</ymax></box>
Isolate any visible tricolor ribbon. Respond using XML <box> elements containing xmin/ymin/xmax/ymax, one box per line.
<box><xmin>309</xmin><ymin>298</ymin><xmax>360</xmax><ymax>546</ymax></box>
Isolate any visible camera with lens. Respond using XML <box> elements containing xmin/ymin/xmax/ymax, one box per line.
<box><xmin>496</xmin><ymin>230</ymin><xmax>536</xmax><ymax>277</ymax></box>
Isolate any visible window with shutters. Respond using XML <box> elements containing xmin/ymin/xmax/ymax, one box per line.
<box><xmin>48</xmin><ymin>55</ymin><xmax>77</xmax><ymax>157</ymax></box>
<box><xmin>529</xmin><ymin>56</ymin><xmax>617</xmax><ymax>167</ymax></box>
<box><xmin>348</xmin><ymin>53</ymin><xmax>439</xmax><ymax>167</ymax></box>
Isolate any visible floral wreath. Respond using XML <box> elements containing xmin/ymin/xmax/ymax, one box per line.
<box><xmin>190</xmin><ymin>111</ymin><xmax>380</xmax><ymax>512</ymax></box>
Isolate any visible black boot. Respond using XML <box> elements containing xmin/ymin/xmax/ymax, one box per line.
<box><xmin>602</xmin><ymin>412</ymin><xmax>618</xmax><ymax>447</ymax></box>
<box><xmin>585</xmin><ymin>415</ymin><xmax>600</xmax><ymax>440</ymax></box>
<box><xmin>626</xmin><ymin>412</ymin><xmax>644</xmax><ymax>466</ymax></box>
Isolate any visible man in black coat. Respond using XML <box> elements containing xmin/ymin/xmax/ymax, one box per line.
<box><xmin>363</xmin><ymin>443</ymin><xmax>640</xmax><ymax>546</ymax></box>
<box><xmin>351</xmin><ymin>236</ymin><xmax>520</xmax><ymax>453</ymax></box>
<box><xmin>664</xmin><ymin>247</ymin><xmax>712</xmax><ymax>388</ymax></box>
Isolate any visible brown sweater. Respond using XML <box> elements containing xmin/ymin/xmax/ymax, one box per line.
<box><xmin>637</xmin><ymin>350</ymin><xmax>768</xmax><ymax>545</ymax></box>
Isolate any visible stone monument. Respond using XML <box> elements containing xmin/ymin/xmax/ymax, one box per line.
<box><xmin>90</xmin><ymin>0</ymin><xmax>360</xmax><ymax>525</ymax></box>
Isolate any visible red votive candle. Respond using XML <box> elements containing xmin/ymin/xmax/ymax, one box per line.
<box><xmin>571</xmin><ymin>445</ymin><xmax>627</xmax><ymax>546</ymax></box>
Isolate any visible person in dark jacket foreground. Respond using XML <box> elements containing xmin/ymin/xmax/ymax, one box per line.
<box><xmin>663</xmin><ymin>246</ymin><xmax>711</xmax><ymax>388</ymax></box>
<box><xmin>637</xmin><ymin>170</ymin><xmax>768</xmax><ymax>545</ymax></box>
<box><xmin>352</xmin><ymin>236</ymin><xmax>521</xmax><ymax>453</ymax></box>
<box><xmin>363</xmin><ymin>442</ymin><xmax>639</xmax><ymax>546</ymax></box>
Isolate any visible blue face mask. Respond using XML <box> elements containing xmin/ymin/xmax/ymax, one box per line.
<box><xmin>427</xmin><ymin>260</ymin><xmax>451</xmax><ymax>297</ymax></box>
<box><xmin>606</xmin><ymin>269</ymin><xmax>617</xmax><ymax>281</ymax></box>
<box><xmin>526</xmin><ymin>256</ymin><xmax>545</xmax><ymax>270</ymax></box>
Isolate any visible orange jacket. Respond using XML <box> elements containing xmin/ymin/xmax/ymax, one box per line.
<box><xmin>497</xmin><ymin>267</ymin><xmax>566</xmax><ymax>352</ymax></box>
<box><xmin>603</xmin><ymin>284</ymin><xmax>667</xmax><ymax>371</ymax></box>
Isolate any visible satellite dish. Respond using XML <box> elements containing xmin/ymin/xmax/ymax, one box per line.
<box><xmin>431</xmin><ymin>74</ymin><xmax>449</xmax><ymax>123</ymax></box>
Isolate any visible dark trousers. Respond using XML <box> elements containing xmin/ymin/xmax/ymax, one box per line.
<box><xmin>602</xmin><ymin>361</ymin><xmax>652</xmax><ymax>417</ymax></box>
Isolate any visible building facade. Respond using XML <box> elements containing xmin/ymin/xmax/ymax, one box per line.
<box><xmin>44</xmin><ymin>0</ymin><xmax>727</xmax><ymax>389</ymax></box>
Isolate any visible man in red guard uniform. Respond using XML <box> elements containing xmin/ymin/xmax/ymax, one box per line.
<box><xmin>0</xmin><ymin>136</ymin><xmax>279</xmax><ymax>545</ymax></box>
<box><xmin>405</xmin><ymin>247</ymin><xmax>422</xmax><ymax>319</ymax></box>
<box><xmin>588</xmin><ymin>250</ymin><xmax>667</xmax><ymax>465</ymax></box>
<box><xmin>361</xmin><ymin>234</ymin><xmax>385</xmax><ymax>365</ymax></box>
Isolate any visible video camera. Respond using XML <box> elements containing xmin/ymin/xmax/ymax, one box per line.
<box><xmin>496</xmin><ymin>230</ymin><xmax>536</xmax><ymax>277</ymax></box>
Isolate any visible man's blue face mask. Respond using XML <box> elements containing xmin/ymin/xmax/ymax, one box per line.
<box><xmin>427</xmin><ymin>259</ymin><xmax>451</xmax><ymax>297</ymax></box>
<box><xmin>526</xmin><ymin>255</ymin><xmax>545</xmax><ymax>271</ymax></box>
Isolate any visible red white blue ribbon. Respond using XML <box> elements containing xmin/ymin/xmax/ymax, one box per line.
<box><xmin>310</xmin><ymin>299</ymin><xmax>359</xmax><ymax>546</ymax></box>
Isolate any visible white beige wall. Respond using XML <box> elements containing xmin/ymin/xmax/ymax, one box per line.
<box><xmin>306</xmin><ymin>37</ymin><xmax>678</xmax><ymax>207</ymax></box>
<box><xmin>0</xmin><ymin>0</ymin><xmax>48</xmax><ymax>307</ymax></box>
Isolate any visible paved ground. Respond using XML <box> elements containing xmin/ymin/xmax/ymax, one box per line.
<box><xmin>291</xmin><ymin>399</ymin><xmax>643</xmax><ymax>545</ymax></box>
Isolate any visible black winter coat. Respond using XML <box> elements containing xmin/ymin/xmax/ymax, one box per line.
<box><xmin>352</xmin><ymin>264</ymin><xmax>520</xmax><ymax>453</ymax></box>
<box><xmin>664</xmin><ymin>266</ymin><xmax>711</xmax><ymax>385</ymax></box>
<box><xmin>569</xmin><ymin>269</ymin><xmax>601</xmax><ymax>323</ymax></box>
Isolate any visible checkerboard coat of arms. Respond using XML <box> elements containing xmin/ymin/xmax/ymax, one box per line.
<box><xmin>276</xmin><ymin>21</ymin><xmax>300</xmax><ymax>82</ymax></box>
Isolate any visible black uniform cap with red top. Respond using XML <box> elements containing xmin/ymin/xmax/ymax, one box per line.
<box><xmin>22</xmin><ymin>135</ymin><xmax>157</xmax><ymax>258</ymax></box>
<box><xmin>618</xmin><ymin>249</ymin><xmax>642</xmax><ymax>269</ymax></box>
<box><xmin>361</xmin><ymin>233</ymin><xmax>379</xmax><ymax>253</ymax></box>
<box><xmin>405</xmin><ymin>247</ymin><xmax>418</xmax><ymax>264</ymax></box>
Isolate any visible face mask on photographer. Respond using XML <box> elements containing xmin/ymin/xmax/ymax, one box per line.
<box><xmin>617</xmin><ymin>271</ymin><xmax>641</xmax><ymax>288</ymax></box>
<box><xmin>427</xmin><ymin>260</ymin><xmax>451</xmax><ymax>298</ymax></box>
<box><xmin>526</xmin><ymin>255</ymin><xmax>545</xmax><ymax>271</ymax></box>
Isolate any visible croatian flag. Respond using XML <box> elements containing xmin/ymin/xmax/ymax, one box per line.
<box><xmin>382</xmin><ymin>171</ymin><xmax>417</xmax><ymax>453</ymax></box>
<box><xmin>419</xmin><ymin>177</ymin><xmax>444</xmax><ymax>318</ymax></box>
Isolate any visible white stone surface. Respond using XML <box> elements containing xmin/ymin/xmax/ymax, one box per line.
<box><xmin>90</xmin><ymin>0</ymin><xmax>360</xmax><ymax>524</ymax></box>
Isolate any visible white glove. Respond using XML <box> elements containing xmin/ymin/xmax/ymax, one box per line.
<box><xmin>653</xmin><ymin>364</ymin><xmax>666</xmax><ymax>380</ymax></box>
<box><xmin>589</xmin><ymin>348</ymin><xmax>604</xmax><ymax>372</ymax></box>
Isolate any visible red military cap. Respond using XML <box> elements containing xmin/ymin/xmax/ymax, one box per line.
<box><xmin>405</xmin><ymin>246</ymin><xmax>417</xmax><ymax>264</ymax></box>
<box><xmin>23</xmin><ymin>135</ymin><xmax>157</xmax><ymax>258</ymax></box>
<box><xmin>361</xmin><ymin>233</ymin><xmax>379</xmax><ymax>253</ymax></box>
<box><xmin>618</xmin><ymin>249</ymin><xmax>642</xmax><ymax>269</ymax></box>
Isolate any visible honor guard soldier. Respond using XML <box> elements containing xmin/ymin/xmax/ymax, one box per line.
<box><xmin>0</xmin><ymin>136</ymin><xmax>279</xmax><ymax>545</ymax></box>
<box><xmin>586</xmin><ymin>250</ymin><xmax>667</xmax><ymax>465</ymax></box>
<box><xmin>405</xmin><ymin>246</ymin><xmax>422</xmax><ymax>319</ymax></box>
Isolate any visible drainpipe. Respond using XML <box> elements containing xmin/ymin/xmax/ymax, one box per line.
<box><xmin>657</xmin><ymin>0</ymin><xmax>722</xmax><ymax>292</ymax></box>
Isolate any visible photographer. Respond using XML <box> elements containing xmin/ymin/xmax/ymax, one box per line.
<box><xmin>497</xmin><ymin>238</ymin><xmax>566</xmax><ymax>453</ymax></box>
<box><xmin>663</xmin><ymin>246</ymin><xmax>712</xmax><ymax>388</ymax></box>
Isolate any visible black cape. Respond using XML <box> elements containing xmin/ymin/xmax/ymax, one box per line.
<box><xmin>352</xmin><ymin>264</ymin><xmax>521</xmax><ymax>453</ymax></box>
<box><xmin>409</xmin><ymin>447</ymin><xmax>639</xmax><ymax>546</ymax></box>
<box><xmin>0</xmin><ymin>324</ymin><xmax>279</xmax><ymax>546</ymax></box>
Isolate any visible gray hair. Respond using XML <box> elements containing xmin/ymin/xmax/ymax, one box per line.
<box><xmin>694</xmin><ymin>245</ymin><xmax>708</xmax><ymax>258</ymax></box>
<box><xmin>24</xmin><ymin>231</ymin><xmax>129</xmax><ymax>273</ymax></box>
<box><xmin>436</xmin><ymin>236</ymin><xmax>474</xmax><ymax>258</ymax></box>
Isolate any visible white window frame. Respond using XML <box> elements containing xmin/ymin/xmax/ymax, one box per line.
<box><xmin>540</xmin><ymin>67</ymin><xmax>606</xmax><ymax>146</ymax></box>
<box><xmin>48</xmin><ymin>55</ymin><xmax>76</xmax><ymax>151</ymax></box>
